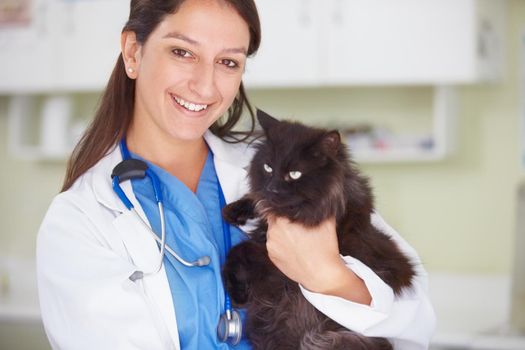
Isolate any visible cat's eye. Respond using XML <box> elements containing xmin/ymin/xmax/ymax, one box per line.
<box><xmin>289</xmin><ymin>171</ymin><xmax>302</xmax><ymax>180</ymax></box>
<box><xmin>263</xmin><ymin>164</ymin><xmax>273</xmax><ymax>173</ymax></box>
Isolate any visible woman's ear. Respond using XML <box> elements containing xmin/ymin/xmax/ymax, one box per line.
<box><xmin>121</xmin><ymin>31</ymin><xmax>141</xmax><ymax>79</ymax></box>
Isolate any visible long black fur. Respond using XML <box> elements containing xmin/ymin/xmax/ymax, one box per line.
<box><xmin>222</xmin><ymin>110</ymin><xmax>415</xmax><ymax>349</ymax></box>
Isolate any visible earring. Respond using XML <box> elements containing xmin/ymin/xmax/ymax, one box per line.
<box><xmin>127</xmin><ymin>67</ymin><xmax>134</xmax><ymax>73</ymax></box>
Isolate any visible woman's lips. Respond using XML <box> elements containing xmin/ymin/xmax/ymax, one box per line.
<box><xmin>171</xmin><ymin>94</ymin><xmax>209</xmax><ymax>112</ymax></box>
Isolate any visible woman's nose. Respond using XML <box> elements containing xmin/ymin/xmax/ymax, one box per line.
<box><xmin>189</xmin><ymin>62</ymin><xmax>216</xmax><ymax>99</ymax></box>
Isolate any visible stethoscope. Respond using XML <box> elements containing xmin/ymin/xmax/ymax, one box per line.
<box><xmin>111</xmin><ymin>139</ymin><xmax>242</xmax><ymax>345</ymax></box>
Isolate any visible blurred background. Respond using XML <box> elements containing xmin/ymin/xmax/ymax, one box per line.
<box><xmin>0</xmin><ymin>0</ymin><xmax>524</xmax><ymax>349</ymax></box>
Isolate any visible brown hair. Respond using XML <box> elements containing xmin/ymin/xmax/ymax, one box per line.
<box><xmin>62</xmin><ymin>0</ymin><xmax>261</xmax><ymax>191</ymax></box>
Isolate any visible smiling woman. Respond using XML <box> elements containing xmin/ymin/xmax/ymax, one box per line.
<box><xmin>61</xmin><ymin>0</ymin><xmax>261</xmax><ymax>193</ymax></box>
<box><xmin>36</xmin><ymin>0</ymin><xmax>436</xmax><ymax>349</ymax></box>
<box><xmin>122</xmin><ymin>0</ymin><xmax>251</xmax><ymax>189</ymax></box>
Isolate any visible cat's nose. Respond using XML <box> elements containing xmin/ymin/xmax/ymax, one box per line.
<box><xmin>265</xmin><ymin>183</ymin><xmax>279</xmax><ymax>194</ymax></box>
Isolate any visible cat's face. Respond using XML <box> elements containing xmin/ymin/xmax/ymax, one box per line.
<box><xmin>248</xmin><ymin>111</ymin><xmax>346</xmax><ymax>226</ymax></box>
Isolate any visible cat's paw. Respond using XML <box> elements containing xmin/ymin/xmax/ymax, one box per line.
<box><xmin>222</xmin><ymin>197</ymin><xmax>256</xmax><ymax>226</ymax></box>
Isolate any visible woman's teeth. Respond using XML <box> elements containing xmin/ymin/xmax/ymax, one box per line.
<box><xmin>174</xmin><ymin>96</ymin><xmax>208</xmax><ymax>112</ymax></box>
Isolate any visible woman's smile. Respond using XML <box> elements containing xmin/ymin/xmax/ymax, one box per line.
<box><xmin>172</xmin><ymin>94</ymin><xmax>209</xmax><ymax>113</ymax></box>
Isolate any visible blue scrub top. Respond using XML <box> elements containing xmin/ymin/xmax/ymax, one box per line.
<box><xmin>130</xmin><ymin>149</ymin><xmax>251</xmax><ymax>349</ymax></box>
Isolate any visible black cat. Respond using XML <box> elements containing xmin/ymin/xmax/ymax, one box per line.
<box><xmin>222</xmin><ymin>110</ymin><xmax>415</xmax><ymax>350</ymax></box>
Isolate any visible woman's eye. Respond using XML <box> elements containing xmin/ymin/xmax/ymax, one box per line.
<box><xmin>289</xmin><ymin>171</ymin><xmax>302</xmax><ymax>180</ymax></box>
<box><xmin>172</xmin><ymin>48</ymin><xmax>192</xmax><ymax>58</ymax></box>
<box><xmin>219</xmin><ymin>59</ymin><xmax>238</xmax><ymax>69</ymax></box>
<box><xmin>263</xmin><ymin>164</ymin><xmax>273</xmax><ymax>173</ymax></box>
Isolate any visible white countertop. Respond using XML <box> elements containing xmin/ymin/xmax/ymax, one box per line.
<box><xmin>429</xmin><ymin>272</ymin><xmax>525</xmax><ymax>349</ymax></box>
<box><xmin>0</xmin><ymin>256</ymin><xmax>41</xmax><ymax>322</ymax></box>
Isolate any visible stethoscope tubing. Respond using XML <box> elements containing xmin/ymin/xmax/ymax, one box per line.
<box><xmin>112</xmin><ymin>152</ymin><xmax>212</xmax><ymax>269</ymax></box>
<box><xmin>112</xmin><ymin>139</ymin><xmax>240</xmax><ymax>343</ymax></box>
<box><xmin>138</xmin><ymin>204</ymin><xmax>211</xmax><ymax>268</ymax></box>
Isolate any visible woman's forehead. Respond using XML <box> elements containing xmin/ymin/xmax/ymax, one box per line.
<box><xmin>151</xmin><ymin>0</ymin><xmax>250</xmax><ymax>50</ymax></box>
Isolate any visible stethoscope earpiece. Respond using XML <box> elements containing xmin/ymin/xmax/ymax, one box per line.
<box><xmin>111</xmin><ymin>158</ymin><xmax>148</xmax><ymax>210</ymax></box>
<box><xmin>111</xmin><ymin>158</ymin><xmax>148</xmax><ymax>182</ymax></box>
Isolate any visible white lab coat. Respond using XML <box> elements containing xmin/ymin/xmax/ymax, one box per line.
<box><xmin>37</xmin><ymin>131</ymin><xmax>436</xmax><ymax>350</ymax></box>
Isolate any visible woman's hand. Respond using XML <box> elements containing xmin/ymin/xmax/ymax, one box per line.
<box><xmin>266</xmin><ymin>216</ymin><xmax>372</xmax><ymax>305</ymax></box>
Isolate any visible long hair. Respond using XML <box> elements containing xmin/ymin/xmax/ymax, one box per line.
<box><xmin>62</xmin><ymin>0</ymin><xmax>261</xmax><ymax>191</ymax></box>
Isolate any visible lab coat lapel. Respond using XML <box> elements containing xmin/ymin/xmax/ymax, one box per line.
<box><xmin>204</xmin><ymin>131</ymin><xmax>252</xmax><ymax>203</ymax></box>
<box><xmin>111</xmin><ymin>180</ymin><xmax>160</xmax><ymax>273</ymax></box>
<box><xmin>91</xmin><ymin>147</ymin><xmax>161</xmax><ymax>272</ymax></box>
<box><xmin>112</xmin><ymin>208</ymin><xmax>180</xmax><ymax>349</ymax></box>
<box><xmin>91</xmin><ymin>147</ymin><xmax>180</xmax><ymax>348</ymax></box>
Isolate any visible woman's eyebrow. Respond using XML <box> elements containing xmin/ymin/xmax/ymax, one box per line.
<box><xmin>163</xmin><ymin>31</ymin><xmax>247</xmax><ymax>55</ymax></box>
<box><xmin>163</xmin><ymin>31</ymin><xmax>198</xmax><ymax>45</ymax></box>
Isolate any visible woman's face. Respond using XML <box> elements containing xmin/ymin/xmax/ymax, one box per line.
<box><xmin>127</xmin><ymin>0</ymin><xmax>250</xmax><ymax>145</ymax></box>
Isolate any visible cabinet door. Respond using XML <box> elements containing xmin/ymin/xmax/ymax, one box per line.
<box><xmin>0</xmin><ymin>0</ymin><xmax>128</xmax><ymax>93</ymax></box>
<box><xmin>0</xmin><ymin>0</ymin><xmax>57</xmax><ymax>93</ymax></box>
<box><xmin>56</xmin><ymin>0</ymin><xmax>128</xmax><ymax>90</ymax></box>
<box><xmin>324</xmin><ymin>0</ymin><xmax>478</xmax><ymax>84</ymax></box>
<box><xmin>243</xmin><ymin>0</ymin><xmax>320</xmax><ymax>87</ymax></box>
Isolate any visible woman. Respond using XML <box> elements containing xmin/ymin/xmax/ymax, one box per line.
<box><xmin>37</xmin><ymin>0</ymin><xmax>436</xmax><ymax>349</ymax></box>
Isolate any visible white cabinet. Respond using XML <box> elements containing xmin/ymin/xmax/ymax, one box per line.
<box><xmin>0</xmin><ymin>0</ymin><xmax>56</xmax><ymax>93</ymax></box>
<box><xmin>244</xmin><ymin>0</ymin><xmax>320</xmax><ymax>86</ymax></box>
<box><xmin>244</xmin><ymin>0</ymin><xmax>505</xmax><ymax>87</ymax></box>
<box><xmin>0</xmin><ymin>0</ymin><xmax>128</xmax><ymax>93</ymax></box>
<box><xmin>0</xmin><ymin>0</ymin><xmax>505</xmax><ymax>91</ymax></box>
<box><xmin>1</xmin><ymin>0</ymin><xmax>503</xmax><ymax>163</ymax></box>
<box><xmin>56</xmin><ymin>1</ymin><xmax>128</xmax><ymax>90</ymax></box>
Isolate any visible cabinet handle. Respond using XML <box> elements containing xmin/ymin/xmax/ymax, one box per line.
<box><xmin>35</xmin><ymin>0</ymin><xmax>49</xmax><ymax>36</ymax></box>
<box><xmin>331</xmin><ymin>0</ymin><xmax>345</xmax><ymax>26</ymax></box>
<box><xmin>477</xmin><ymin>18</ymin><xmax>495</xmax><ymax>61</ymax></box>
<box><xmin>298</xmin><ymin>0</ymin><xmax>312</xmax><ymax>27</ymax></box>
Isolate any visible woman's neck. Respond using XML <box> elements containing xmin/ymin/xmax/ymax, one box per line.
<box><xmin>126</xmin><ymin>127</ymin><xmax>209</xmax><ymax>193</ymax></box>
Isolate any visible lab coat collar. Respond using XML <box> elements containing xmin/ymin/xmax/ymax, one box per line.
<box><xmin>203</xmin><ymin>130</ymin><xmax>253</xmax><ymax>169</ymax></box>
<box><xmin>90</xmin><ymin>131</ymin><xmax>252</xmax><ymax>213</ymax></box>
<box><xmin>204</xmin><ymin>130</ymin><xmax>253</xmax><ymax>203</ymax></box>
<box><xmin>86</xmin><ymin>133</ymin><xmax>253</xmax><ymax>348</ymax></box>
<box><xmin>89</xmin><ymin>133</ymin><xmax>253</xmax><ymax>276</ymax></box>
<box><xmin>90</xmin><ymin>144</ymin><xmax>130</xmax><ymax>213</ymax></box>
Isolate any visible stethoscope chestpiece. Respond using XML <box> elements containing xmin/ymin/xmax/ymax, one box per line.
<box><xmin>217</xmin><ymin>309</ymin><xmax>242</xmax><ymax>346</ymax></box>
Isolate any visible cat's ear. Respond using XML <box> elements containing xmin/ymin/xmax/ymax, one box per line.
<box><xmin>321</xmin><ymin>131</ymin><xmax>341</xmax><ymax>155</ymax></box>
<box><xmin>257</xmin><ymin>109</ymin><xmax>280</xmax><ymax>132</ymax></box>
